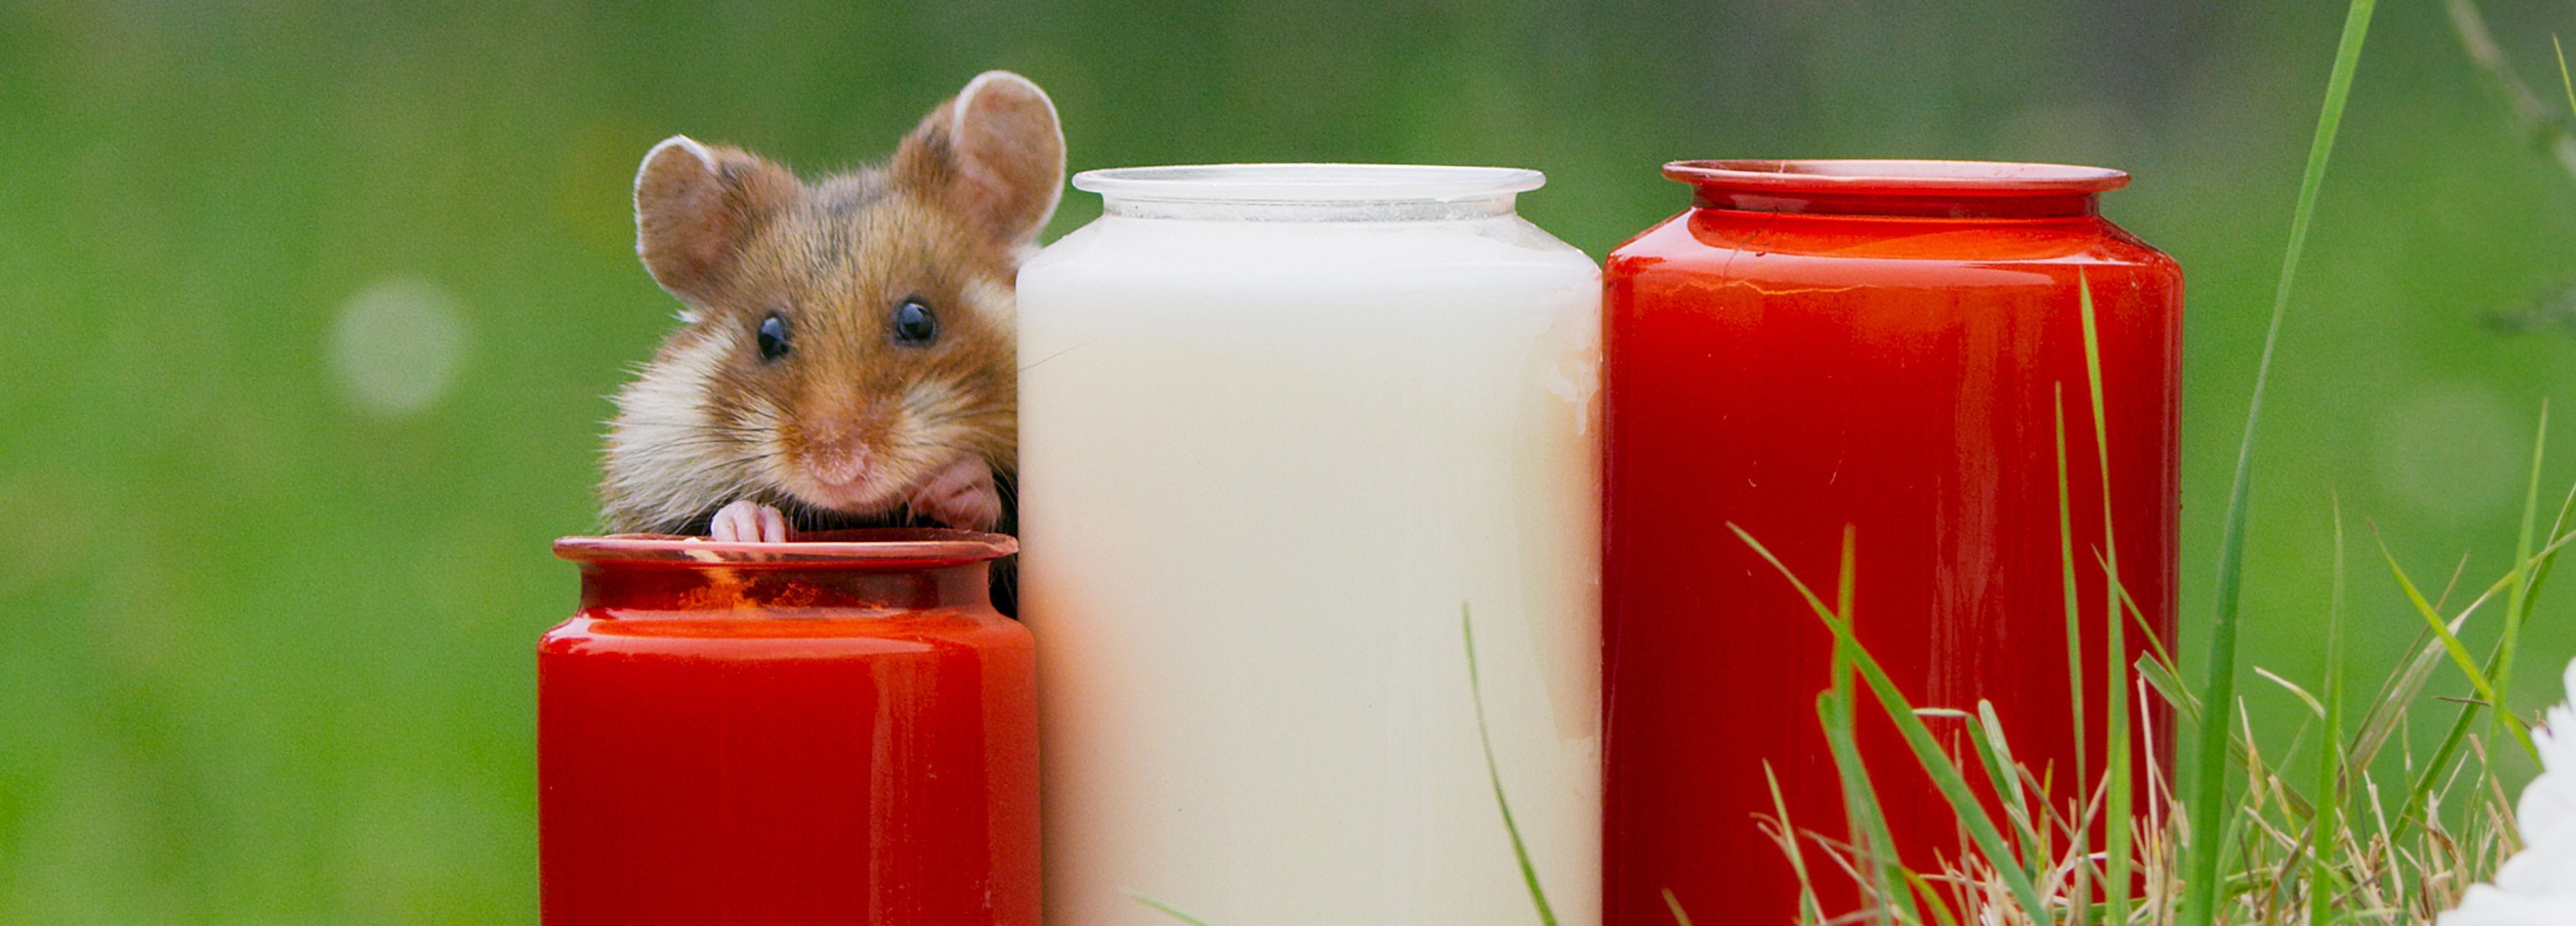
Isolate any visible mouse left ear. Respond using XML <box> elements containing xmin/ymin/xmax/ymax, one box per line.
<box><xmin>894</xmin><ymin>71</ymin><xmax>1066</xmax><ymax>248</ymax></box>
<box><xmin>635</xmin><ymin>135</ymin><xmax>798</xmax><ymax>305</ymax></box>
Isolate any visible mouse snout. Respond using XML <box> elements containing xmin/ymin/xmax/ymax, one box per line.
<box><xmin>790</xmin><ymin>404</ymin><xmax>892</xmax><ymax>491</ymax></box>
<box><xmin>802</xmin><ymin>438</ymin><xmax>873</xmax><ymax>488</ymax></box>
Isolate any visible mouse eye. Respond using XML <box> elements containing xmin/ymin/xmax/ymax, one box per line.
<box><xmin>893</xmin><ymin>298</ymin><xmax>938</xmax><ymax>346</ymax></box>
<box><xmin>755</xmin><ymin>311</ymin><xmax>792</xmax><ymax>361</ymax></box>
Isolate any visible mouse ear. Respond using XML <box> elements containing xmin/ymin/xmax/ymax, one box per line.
<box><xmin>634</xmin><ymin>135</ymin><xmax>797</xmax><ymax>305</ymax></box>
<box><xmin>894</xmin><ymin>71</ymin><xmax>1066</xmax><ymax>248</ymax></box>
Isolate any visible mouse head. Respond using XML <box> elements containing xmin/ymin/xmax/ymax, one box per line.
<box><xmin>601</xmin><ymin>71</ymin><xmax>1062</xmax><ymax>532</ymax></box>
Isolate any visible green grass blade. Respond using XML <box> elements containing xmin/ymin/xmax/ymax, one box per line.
<box><xmin>2183</xmin><ymin>2</ymin><xmax>2377</xmax><ymax>923</ymax></box>
<box><xmin>1901</xmin><ymin>869</ymin><xmax>1961</xmax><ymax>926</ymax></box>
<box><xmin>2490</xmin><ymin>401</ymin><xmax>2548</xmax><ymax>742</ymax></box>
<box><xmin>2352</xmin><ymin>598</ymin><xmax>2485</xmax><ymax>771</ymax></box>
<box><xmin>1131</xmin><ymin>893</ymin><xmax>1219</xmax><ymax>926</ymax></box>
<box><xmin>1730</xmin><ymin>523</ymin><xmax>2051</xmax><ymax>925</ymax></box>
<box><xmin>2306</xmin><ymin>498</ymin><xmax>2348</xmax><ymax>926</ymax></box>
<box><xmin>2139</xmin><ymin>651</ymin><xmax>2204</xmax><ymax>727</ymax></box>
<box><xmin>2052</xmin><ymin>383</ymin><xmax>2093</xmax><ymax>916</ymax></box>
<box><xmin>1836</xmin><ymin>522</ymin><xmax>1858</xmax><ymax>633</ymax></box>
<box><xmin>1760</xmin><ymin>765</ymin><xmax>1827</xmax><ymax>926</ymax></box>
<box><xmin>2055</xmin><ymin>384</ymin><xmax>2090</xmax><ymax>810</ymax></box>
<box><xmin>2102</xmin><ymin>550</ymin><xmax>2182</xmax><ymax>694</ymax></box>
<box><xmin>1662</xmin><ymin>888</ymin><xmax>1699</xmax><ymax>926</ymax></box>
<box><xmin>2351</xmin><ymin>525</ymin><xmax>2576</xmax><ymax>770</ymax></box>
<box><xmin>2079</xmin><ymin>272</ymin><xmax>2136</xmax><ymax>926</ymax></box>
<box><xmin>1967</xmin><ymin>700</ymin><xmax>2048</xmax><ymax>877</ymax></box>
<box><xmin>2373</xmin><ymin>533</ymin><xmax>2536</xmax><ymax>756</ymax></box>
<box><xmin>2397</xmin><ymin>700</ymin><xmax>2483</xmax><ymax>835</ymax></box>
<box><xmin>2384</xmin><ymin>523</ymin><xmax>2576</xmax><ymax>836</ymax></box>
<box><xmin>2518</xmin><ymin>479</ymin><xmax>2576</xmax><ymax>619</ymax></box>
<box><xmin>1821</xmin><ymin>526</ymin><xmax>1918</xmax><ymax>926</ymax></box>
<box><xmin>1461</xmin><ymin>604</ymin><xmax>1559</xmax><ymax>926</ymax></box>
<box><xmin>1819</xmin><ymin>690</ymin><xmax>1913</xmax><ymax>925</ymax></box>
<box><xmin>2252</xmin><ymin>666</ymin><xmax>2326</xmax><ymax>718</ymax></box>
<box><xmin>2557</xmin><ymin>34</ymin><xmax>2575</xmax><ymax>116</ymax></box>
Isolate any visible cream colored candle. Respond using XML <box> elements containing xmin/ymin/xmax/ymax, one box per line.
<box><xmin>1016</xmin><ymin>164</ymin><xmax>1600</xmax><ymax>925</ymax></box>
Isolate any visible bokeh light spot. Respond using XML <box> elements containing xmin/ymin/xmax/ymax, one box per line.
<box><xmin>330</xmin><ymin>279</ymin><xmax>470</xmax><ymax>416</ymax></box>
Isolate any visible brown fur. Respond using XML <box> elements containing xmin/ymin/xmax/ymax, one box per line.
<box><xmin>600</xmin><ymin>72</ymin><xmax>1062</xmax><ymax>535</ymax></box>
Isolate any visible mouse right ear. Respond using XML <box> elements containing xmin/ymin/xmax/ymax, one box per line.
<box><xmin>634</xmin><ymin>135</ymin><xmax>796</xmax><ymax>307</ymax></box>
<box><xmin>892</xmin><ymin>72</ymin><xmax>1066</xmax><ymax>249</ymax></box>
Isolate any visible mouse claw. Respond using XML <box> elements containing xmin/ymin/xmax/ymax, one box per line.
<box><xmin>710</xmin><ymin>500</ymin><xmax>789</xmax><ymax>542</ymax></box>
<box><xmin>908</xmin><ymin>459</ymin><xmax>1001</xmax><ymax>532</ymax></box>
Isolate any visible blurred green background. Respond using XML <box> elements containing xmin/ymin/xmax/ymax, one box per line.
<box><xmin>7</xmin><ymin>0</ymin><xmax>2576</xmax><ymax>920</ymax></box>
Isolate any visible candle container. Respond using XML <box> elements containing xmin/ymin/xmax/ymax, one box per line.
<box><xmin>1017</xmin><ymin>164</ymin><xmax>1603</xmax><ymax>925</ymax></box>
<box><xmin>1602</xmin><ymin>161</ymin><xmax>2181</xmax><ymax>924</ymax></box>
<box><xmin>539</xmin><ymin>529</ymin><xmax>1035</xmax><ymax>926</ymax></box>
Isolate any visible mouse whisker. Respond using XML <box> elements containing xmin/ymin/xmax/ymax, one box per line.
<box><xmin>1018</xmin><ymin>342</ymin><xmax>1085</xmax><ymax>373</ymax></box>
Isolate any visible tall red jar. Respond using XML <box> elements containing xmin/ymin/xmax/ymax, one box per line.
<box><xmin>1601</xmin><ymin>160</ymin><xmax>2180</xmax><ymax>924</ymax></box>
<box><xmin>540</xmin><ymin>529</ymin><xmax>1037</xmax><ymax>926</ymax></box>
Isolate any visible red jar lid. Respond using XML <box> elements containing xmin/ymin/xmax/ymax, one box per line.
<box><xmin>1665</xmin><ymin>159</ymin><xmax>2128</xmax><ymax>193</ymax></box>
<box><xmin>554</xmin><ymin>528</ymin><xmax>1017</xmax><ymax>569</ymax></box>
<box><xmin>1665</xmin><ymin>159</ymin><xmax>2128</xmax><ymax>217</ymax></box>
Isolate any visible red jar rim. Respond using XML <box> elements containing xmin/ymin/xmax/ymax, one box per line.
<box><xmin>1664</xmin><ymin>159</ymin><xmax>2129</xmax><ymax>195</ymax></box>
<box><xmin>554</xmin><ymin>528</ymin><xmax>1017</xmax><ymax>568</ymax></box>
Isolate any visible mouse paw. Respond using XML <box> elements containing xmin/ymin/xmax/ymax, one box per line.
<box><xmin>709</xmin><ymin>500</ymin><xmax>789</xmax><ymax>543</ymax></box>
<box><xmin>908</xmin><ymin>459</ymin><xmax>1001</xmax><ymax>532</ymax></box>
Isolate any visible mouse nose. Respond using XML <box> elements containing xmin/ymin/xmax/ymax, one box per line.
<box><xmin>804</xmin><ymin>439</ymin><xmax>873</xmax><ymax>488</ymax></box>
<box><xmin>796</xmin><ymin>411</ymin><xmax>884</xmax><ymax>488</ymax></box>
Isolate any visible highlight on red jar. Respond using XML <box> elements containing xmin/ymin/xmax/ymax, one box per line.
<box><xmin>1600</xmin><ymin>159</ymin><xmax>2182</xmax><ymax>926</ymax></box>
<box><xmin>538</xmin><ymin>529</ymin><xmax>1035</xmax><ymax>926</ymax></box>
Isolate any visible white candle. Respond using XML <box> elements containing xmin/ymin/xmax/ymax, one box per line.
<box><xmin>1017</xmin><ymin>164</ymin><xmax>1602</xmax><ymax>925</ymax></box>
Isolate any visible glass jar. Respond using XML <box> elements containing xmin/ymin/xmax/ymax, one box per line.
<box><xmin>1016</xmin><ymin>164</ymin><xmax>1603</xmax><ymax>925</ymax></box>
<box><xmin>1601</xmin><ymin>160</ymin><xmax>2181</xmax><ymax>925</ymax></box>
<box><xmin>539</xmin><ymin>529</ymin><xmax>1035</xmax><ymax>926</ymax></box>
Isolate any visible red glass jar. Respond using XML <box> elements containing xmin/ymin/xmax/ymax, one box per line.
<box><xmin>540</xmin><ymin>530</ymin><xmax>1036</xmax><ymax>926</ymax></box>
<box><xmin>1602</xmin><ymin>161</ymin><xmax>2180</xmax><ymax>924</ymax></box>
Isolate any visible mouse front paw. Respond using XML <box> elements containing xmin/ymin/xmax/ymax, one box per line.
<box><xmin>908</xmin><ymin>459</ymin><xmax>1002</xmax><ymax>532</ymax></box>
<box><xmin>709</xmin><ymin>499</ymin><xmax>789</xmax><ymax>543</ymax></box>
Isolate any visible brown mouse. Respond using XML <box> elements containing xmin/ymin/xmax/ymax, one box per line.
<box><xmin>597</xmin><ymin>71</ymin><xmax>1062</xmax><ymax>548</ymax></box>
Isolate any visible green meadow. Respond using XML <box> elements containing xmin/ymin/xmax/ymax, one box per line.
<box><xmin>6</xmin><ymin>1</ymin><xmax>2576</xmax><ymax>920</ymax></box>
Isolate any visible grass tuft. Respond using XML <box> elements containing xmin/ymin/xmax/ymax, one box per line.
<box><xmin>1733</xmin><ymin>523</ymin><xmax>2055</xmax><ymax>924</ymax></box>
<box><xmin>1746</xmin><ymin>484</ymin><xmax>2565</xmax><ymax>924</ymax></box>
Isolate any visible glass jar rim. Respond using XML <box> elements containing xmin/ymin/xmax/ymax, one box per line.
<box><xmin>1073</xmin><ymin>164</ymin><xmax>1545</xmax><ymax>203</ymax></box>
<box><xmin>554</xmin><ymin>528</ymin><xmax>1017</xmax><ymax>568</ymax></box>
<box><xmin>1664</xmin><ymin>159</ymin><xmax>2129</xmax><ymax>196</ymax></box>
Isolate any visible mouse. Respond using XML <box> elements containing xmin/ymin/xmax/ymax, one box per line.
<box><xmin>595</xmin><ymin>71</ymin><xmax>1062</xmax><ymax>556</ymax></box>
